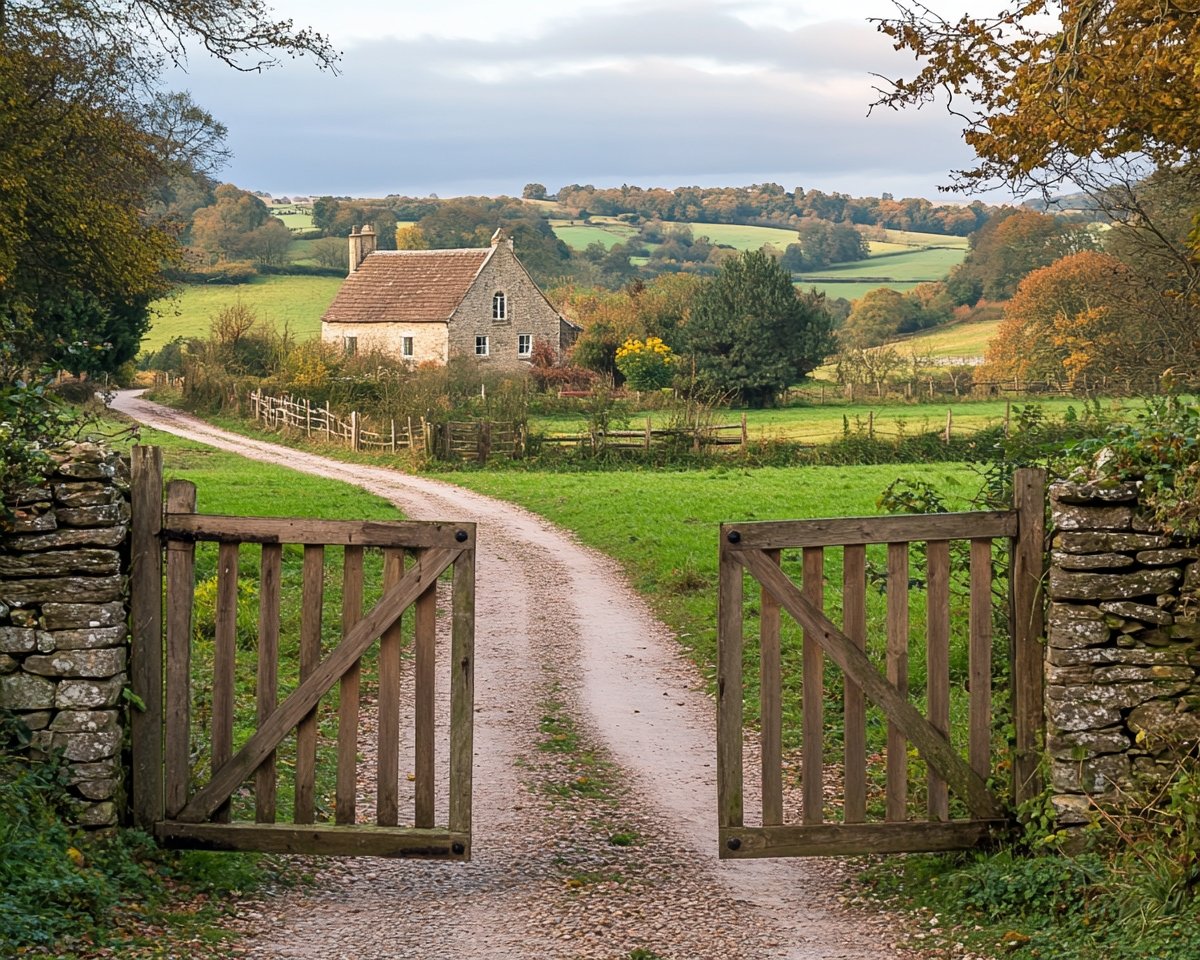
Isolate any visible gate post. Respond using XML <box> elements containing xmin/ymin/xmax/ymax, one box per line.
<box><xmin>129</xmin><ymin>446</ymin><xmax>164</xmax><ymax>830</ymax></box>
<box><xmin>1011</xmin><ymin>467</ymin><xmax>1046</xmax><ymax>807</ymax></box>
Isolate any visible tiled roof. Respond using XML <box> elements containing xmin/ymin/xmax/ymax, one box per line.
<box><xmin>322</xmin><ymin>248</ymin><xmax>492</xmax><ymax>324</ymax></box>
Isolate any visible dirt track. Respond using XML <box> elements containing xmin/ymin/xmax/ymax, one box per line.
<box><xmin>111</xmin><ymin>391</ymin><xmax>920</xmax><ymax>960</ymax></box>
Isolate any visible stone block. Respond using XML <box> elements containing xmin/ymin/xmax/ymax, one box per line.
<box><xmin>1054</xmin><ymin>531</ymin><xmax>1172</xmax><ymax>553</ymax></box>
<box><xmin>1050</xmin><ymin>480</ymin><xmax>1142</xmax><ymax>504</ymax></box>
<box><xmin>1047</xmin><ymin>604</ymin><xmax>1112</xmax><ymax>648</ymax></box>
<box><xmin>3</xmin><ymin>510</ymin><xmax>57</xmax><ymax>533</ymax></box>
<box><xmin>53</xmin><ymin>482</ymin><xmax>120</xmax><ymax>508</ymax></box>
<box><xmin>56</xmin><ymin>442</ymin><xmax>109</xmax><ymax>465</ymax></box>
<box><xmin>1099</xmin><ymin>601</ymin><xmax>1173</xmax><ymax>625</ymax></box>
<box><xmin>0</xmin><ymin>673</ymin><xmax>55</xmax><ymax>709</ymax></box>
<box><xmin>56</xmin><ymin>674</ymin><xmax>125</xmax><ymax>709</ymax></box>
<box><xmin>55</xmin><ymin>460</ymin><xmax>116</xmax><ymax>481</ymax></box>
<box><xmin>76</xmin><ymin>778</ymin><xmax>119</xmax><ymax>801</ymax></box>
<box><xmin>50</xmin><ymin>625</ymin><xmax>127</xmax><ymax>651</ymax></box>
<box><xmin>55</xmin><ymin>729</ymin><xmax>121</xmax><ymax>762</ymax></box>
<box><xmin>1046</xmin><ymin>697</ymin><xmax>1121</xmax><ymax>732</ymax></box>
<box><xmin>1128</xmin><ymin>700</ymin><xmax>1200</xmax><ymax>744</ymax></box>
<box><xmin>1048</xmin><ymin>645</ymin><xmax>1189</xmax><ymax>667</ymax></box>
<box><xmin>9</xmin><ymin>609</ymin><xmax>37</xmax><ymax>627</ymax></box>
<box><xmin>1051</xmin><ymin>794</ymin><xmax>1095</xmax><ymax>825</ymax></box>
<box><xmin>49</xmin><ymin>709</ymin><xmax>118</xmax><ymax>733</ymax></box>
<box><xmin>1053</xmin><ymin>504</ymin><xmax>1133</xmax><ymax>531</ymax></box>
<box><xmin>1092</xmin><ymin>664</ymin><xmax>1195</xmax><ymax>683</ymax></box>
<box><xmin>40</xmin><ymin>601</ymin><xmax>126</xmax><ymax>630</ymax></box>
<box><xmin>1168</xmin><ymin>622</ymin><xmax>1200</xmax><ymax>640</ymax></box>
<box><xmin>0</xmin><ymin>654</ymin><xmax>17</xmax><ymax>674</ymax></box>
<box><xmin>1048</xmin><ymin>727</ymin><xmax>1131</xmax><ymax>758</ymax></box>
<box><xmin>70</xmin><ymin>800</ymin><xmax>116</xmax><ymax>827</ymax></box>
<box><xmin>24</xmin><ymin>647</ymin><xmax>126</xmax><ymax>678</ymax></box>
<box><xmin>1</xmin><ymin>576</ymin><xmax>123</xmax><ymax>604</ymax></box>
<box><xmin>0</xmin><ymin>549</ymin><xmax>120</xmax><ymax>578</ymax></box>
<box><xmin>1050</xmin><ymin>551</ymin><xmax>1134</xmax><ymax>570</ymax></box>
<box><xmin>1138</xmin><ymin>548</ymin><xmax>1200</xmax><ymax>566</ymax></box>
<box><xmin>1051</xmin><ymin>754</ymin><xmax>1130</xmax><ymax>794</ymax></box>
<box><xmin>1049</xmin><ymin>567</ymin><xmax>1181</xmax><ymax>601</ymax></box>
<box><xmin>6</xmin><ymin>526</ymin><xmax>127</xmax><ymax>551</ymax></box>
<box><xmin>1047</xmin><ymin>679</ymin><xmax>1189</xmax><ymax>707</ymax></box>
<box><xmin>68</xmin><ymin>758</ymin><xmax>121</xmax><ymax>782</ymax></box>
<box><xmin>20</xmin><ymin>711</ymin><xmax>50</xmax><ymax>731</ymax></box>
<box><xmin>0</xmin><ymin>627</ymin><xmax>36</xmax><ymax>653</ymax></box>
<box><xmin>55</xmin><ymin>503</ymin><xmax>127</xmax><ymax>527</ymax></box>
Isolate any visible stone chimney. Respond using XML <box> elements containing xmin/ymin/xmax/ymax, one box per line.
<box><xmin>490</xmin><ymin>227</ymin><xmax>514</xmax><ymax>251</ymax></box>
<box><xmin>348</xmin><ymin>224</ymin><xmax>378</xmax><ymax>276</ymax></box>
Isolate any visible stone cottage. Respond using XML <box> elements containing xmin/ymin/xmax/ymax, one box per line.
<box><xmin>320</xmin><ymin>226</ymin><xmax>578</xmax><ymax>369</ymax></box>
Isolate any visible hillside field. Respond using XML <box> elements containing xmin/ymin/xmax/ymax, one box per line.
<box><xmin>147</xmin><ymin>275</ymin><xmax>341</xmax><ymax>351</ymax></box>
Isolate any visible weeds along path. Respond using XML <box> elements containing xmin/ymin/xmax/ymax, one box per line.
<box><xmin>111</xmin><ymin>391</ymin><xmax>920</xmax><ymax>960</ymax></box>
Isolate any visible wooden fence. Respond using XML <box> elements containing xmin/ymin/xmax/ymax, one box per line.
<box><xmin>539</xmin><ymin>415</ymin><xmax>748</xmax><ymax>454</ymax></box>
<box><xmin>248</xmin><ymin>391</ymin><xmax>522</xmax><ymax>464</ymax></box>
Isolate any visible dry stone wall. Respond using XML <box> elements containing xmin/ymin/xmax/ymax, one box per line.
<box><xmin>1047</xmin><ymin>480</ymin><xmax>1200</xmax><ymax>824</ymax></box>
<box><xmin>0</xmin><ymin>442</ymin><xmax>130</xmax><ymax>827</ymax></box>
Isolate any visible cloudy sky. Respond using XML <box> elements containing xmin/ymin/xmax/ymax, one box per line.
<box><xmin>169</xmin><ymin>0</ymin><xmax>1005</xmax><ymax>202</ymax></box>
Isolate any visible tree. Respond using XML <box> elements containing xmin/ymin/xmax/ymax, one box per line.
<box><xmin>681</xmin><ymin>250</ymin><xmax>835</xmax><ymax>407</ymax></box>
<box><xmin>840</xmin><ymin>288</ymin><xmax>923</xmax><ymax>348</ymax></box>
<box><xmin>395</xmin><ymin>225</ymin><xmax>429</xmax><ymax>250</ymax></box>
<box><xmin>979</xmin><ymin>251</ymin><xmax>1143</xmax><ymax>389</ymax></box>
<box><xmin>522</xmin><ymin>183</ymin><xmax>548</xmax><ymax>200</ymax></box>
<box><xmin>0</xmin><ymin>1</ymin><xmax>336</xmax><ymax>375</ymax></box>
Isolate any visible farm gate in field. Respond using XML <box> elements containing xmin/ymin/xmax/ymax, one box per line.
<box><xmin>717</xmin><ymin>468</ymin><xmax>1045</xmax><ymax>858</ymax></box>
<box><xmin>127</xmin><ymin>447</ymin><xmax>475</xmax><ymax>859</ymax></box>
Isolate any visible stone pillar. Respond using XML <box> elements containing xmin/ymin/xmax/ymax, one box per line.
<box><xmin>1046</xmin><ymin>480</ymin><xmax>1200</xmax><ymax>825</ymax></box>
<box><xmin>0</xmin><ymin>442</ymin><xmax>131</xmax><ymax>827</ymax></box>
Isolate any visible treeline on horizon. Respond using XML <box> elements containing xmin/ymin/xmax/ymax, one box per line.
<box><xmin>324</xmin><ymin>181</ymin><xmax>1000</xmax><ymax>237</ymax></box>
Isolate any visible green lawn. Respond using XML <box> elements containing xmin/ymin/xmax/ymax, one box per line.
<box><xmin>268</xmin><ymin>205</ymin><xmax>315</xmax><ymax>232</ymax></box>
<box><xmin>550</xmin><ymin>220</ymin><xmax>639</xmax><ymax>249</ymax></box>
<box><xmin>147</xmin><ymin>274</ymin><xmax>342</xmax><ymax>350</ymax></box>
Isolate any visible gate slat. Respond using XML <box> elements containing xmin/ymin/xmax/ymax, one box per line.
<box><xmin>377</xmin><ymin>548</ymin><xmax>404</xmax><ymax>826</ymax></box>
<box><xmin>165</xmin><ymin>481</ymin><xmax>197</xmax><ymax>819</ymax></box>
<box><xmin>717</xmin><ymin>545</ymin><xmax>744</xmax><ymax>830</ymax></box>
<box><xmin>760</xmin><ymin>550</ymin><xmax>783</xmax><ymax>827</ymax></box>
<box><xmin>926</xmin><ymin>540</ymin><xmax>951</xmax><ymax>822</ymax></box>
<box><xmin>802</xmin><ymin>547</ymin><xmax>824</xmax><ymax>825</ymax></box>
<box><xmin>213</xmin><ymin>542</ymin><xmax>239</xmax><ymax>824</ymax></box>
<box><xmin>336</xmin><ymin>546</ymin><xmax>364</xmax><ymax>825</ymax></box>
<box><xmin>969</xmin><ymin>539</ymin><xmax>994</xmax><ymax>780</ymax></box>
<box><xmin>256</xmin><ymin>544</ymin><xmax>282</xmax><ymax>823</ymax></box>
<box><xmin>414</xmin><ymin>556</ymin><xmax>437</xmax><ymax>829</ymax></box>
<box><xmin>449</xmin><ymin>546</ymin><xmax>475</xmax><ymax>847</ymax></box>
<box><xmin>842</xmin><ymin>544</ymin><xmax>867</xmax><ymax>824</ymax></box>
<box><xmin>295</xmin><ymin>545</ymin><xmax>325</xmax><ymax>825</ymax></box>
<box><xmin>885</xmin><ymin>542</ymin><xmax>909</xmax><ymax>822</ymax></box>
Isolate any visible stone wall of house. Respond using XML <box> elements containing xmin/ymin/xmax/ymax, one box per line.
<box><xmin>446</xmin><ymin>242</ymin><xmax>564</xmax><ymax>366</ymax></box>
<box><xmin>321</xmin><ymin>320</ymin><xmax>449</xmax><ymax>365</ymax></box>
<box><xmin>0</xmin><ymin>442</ymin><xmax>130</xmax><ymax>827</ymax></box>
<box><xmin>1046</xmin><ymin>479</ymin><xmax>1200</xmax><ymax>824</ymax></box>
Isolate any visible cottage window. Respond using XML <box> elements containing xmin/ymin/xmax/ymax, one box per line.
<box><xmin>518</xmin><ymin>334</ymin><xmax>532</xmax><ymax>358</ymax></box>
<box><xmin>492</xmin><ymin>292</ymin><xmax>507</xmax><ymax>321</ymax></box>
<box><xmin>475</xmin><ymin>335</ymin><xmax>489</xmax><ymax>357</ymax></box>
<box><xmin>402</xmin><ymin>336</ymin><xmax>414</xmax><ymax>358</ymax></box>
<box><xmin>343</xmin><ymin>336</ymin><xmax>357</xmax><ymax>356</ymax></box>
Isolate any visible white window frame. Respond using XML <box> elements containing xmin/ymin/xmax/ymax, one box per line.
<box><xmin>492</xmin><ymin>292</ymin><xmax>506</xmax><ymax>321</ymax></box>
<box><xmin>401</xmin><ymin>336</ymin><xmax>414</xmax><ymax>358</ymax></box>
<box><xmin>475</xmin><ymin>335</ymin><xmax>489</xmax><ymax>357</ymax></box>
<box><xmin>517</xmin><ymin>333</ymin><xmax>533</xmax><ymax>358</ymax></box>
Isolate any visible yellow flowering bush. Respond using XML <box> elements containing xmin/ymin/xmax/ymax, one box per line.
<box><xmin>615</xmin><ymin>336</ymin><xmax>675</xmax><ymax>390</ymax></box>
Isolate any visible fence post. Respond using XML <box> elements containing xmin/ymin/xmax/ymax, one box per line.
<box><xmin>390</xmin><ymin>419</ymin><xmax>396</xmax><ymax>453</ymax></box>
<box><xmin>130</xmin><ymin>446</ymin><xmax>164</xmax><ymax>831</ymax></box>
<box><xmin>645</xmin><ymin>417</ymin><xmax>652</xmax><ymax>452</ymax></box>
<box><xmin>350</xmin><ymin>411</ymin><xmax>360</xmax><ymax>451</ymax></box>
<box><xmin>740</xmin><ymin>412</ymin><xmax>748</xmax><ymax>452</ymax></box>
<box><xmin>1011</xmin><ymin>467</ymin><xmax>1046</xmax><ymax>808</ymax></box>
<box><xmin>407</xmin><ymin>416</ymin><xmax>414</xmax><ymax>451</ymax></box>
<box><xmin>868</xmin><ymin>410</ymin><xmax>874</xmax><ymax>439</ymax></box>
<box><xmin>478</xmin><ymin>421</ymin><xmax>491</xmax><ymax>465</ymax></box>
<box><xmin>325</xmin><ymin>403</ymin><xmax>331</xmax><ymax>441</ymax></box>
<box><xmin>305</xmin><ymin>399</ymin><xmax>312</xmax><ymax>437</ymax></box>
<box><xmin>1005</xmin><ymin>400</ymin><xmax>1012</xmax><ymax>438</ymax></box>
<box><xmin>944</xmin><ymin>408</ymin><xmax>953</xmax><ymax>443</ymax></box>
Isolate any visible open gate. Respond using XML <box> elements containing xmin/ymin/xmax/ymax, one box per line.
<box><xmin>717</xmin><ymin>469</ymin><xmax>1045</xmax><ymax>858</ymax></box>
<box><xmin>128</xmin><ymin>447</ymin><xmax>475</xmax><ymax>859</ymax></box>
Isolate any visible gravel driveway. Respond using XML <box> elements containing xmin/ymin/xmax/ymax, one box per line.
<box><xmin>110</xmin><ymin>391</ymin><xmax>923</xmax><ymax>960</ymax></box>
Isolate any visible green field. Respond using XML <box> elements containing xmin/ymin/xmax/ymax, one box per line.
<box><xmin>550</xmin><ymin>220</ymin><xmax>639</xmax><ymax>249</ymax></box>
<box><xmin>147</xmin><ymin>274</ymin><xmax>342</xmax><ymax>350</ymax></box>
<box><xmin>803</xmin><ymin>280</ymin><xmax>923</xmax><ymax>301</ymax></box>
<box><xmin>797</xmin><ymin>246</ymin><xmax>966</xmax><ymax>283</ymax></box>
<box><xmin>268</xmin><ymin>205</ymin><xmax>315</xmax><ymax>232</ymax></box>
<box><xmin>900</xmin><ymin>317</ymin><xmax>1003</xmax><ymax>358</ymax></box>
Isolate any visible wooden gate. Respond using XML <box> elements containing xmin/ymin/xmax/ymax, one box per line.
<box><xmin>128</xmin><ymin>447</ymin><xmax>475</xmax><ymax>859</ymax></box>
<box><xmin>717</xmin><ymin>468</ymin><xmax>1045</xmax><ymax>858</ymax></box>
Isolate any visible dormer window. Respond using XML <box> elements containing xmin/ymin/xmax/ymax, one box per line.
<box><xmin>492</xmin><ymin>292</ymin><xmax>507</xmax><ymax>321</ymax></box>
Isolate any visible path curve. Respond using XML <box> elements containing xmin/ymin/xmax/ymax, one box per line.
<box><xmin>111</xmin><ymin>391</ymin><xmax>918</xmax><ymax>960</ymax></box>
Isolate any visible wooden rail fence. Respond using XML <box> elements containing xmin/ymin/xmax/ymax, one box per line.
<box><xmin>129</xmin><ymin>446</ymin><xmax>477</xmax><ymax>859</ymax></box>
<box><xmin>717</xmin><ymin>468</ymin><xmax>1045</xmax><ymax>858</ymax></box>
